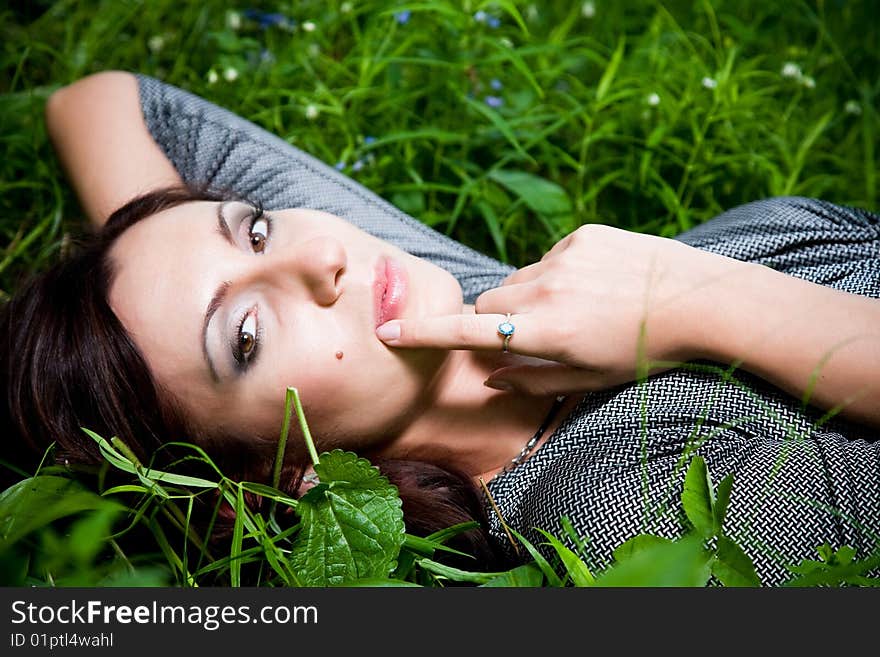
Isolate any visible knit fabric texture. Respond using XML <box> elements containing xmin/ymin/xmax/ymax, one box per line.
<box><xmin>137</xmin><ymin>74</ymin><xmax>880</xmax><ymax>586</ymax></box>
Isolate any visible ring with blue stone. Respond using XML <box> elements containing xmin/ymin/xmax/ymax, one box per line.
<box><xmin>497</xmin><ymin>313</ymin><xmax>515</xmax><ymax>352</ymax></box>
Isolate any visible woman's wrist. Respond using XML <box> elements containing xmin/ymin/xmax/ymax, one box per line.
<box><xmin>679</xmin><ymin>253</ymin><xmax>880</xmax><ymax>427</ymax></box>
<box><xmin>667</xmin><ymin>245</ymin><xmax>761</xmax><ymax>365</ymax></box>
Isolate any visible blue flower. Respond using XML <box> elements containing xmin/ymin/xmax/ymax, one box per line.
<box><xmin>474</xmin><ymin>10</ymin><xmax>500</xmax><ymax>28</ymax></box>
<box><xmin>394</xmin><ymin>10</ymin><xmax>411</xmax><ymax>24</ymax></box>
<box><xmin>364</xmin><ymin>136</ymin><xmax>377</xmax><ymax>145</ymax></box>
<box><xmin>243</xmin><ymin>9</ymin><xmax>294</xmax><ymax>30</ymax></box>
<box><xmin>490</xmin><ymin>78</ymin><xmax>503</xmax><ymax>90</ymax></box>
<box><xmin>485</xmin><ymin>95</ymin><xmax>503</xmax><ymax>108</ymax></box>
<box><xmin>335</xmin><ymin>161</ymin><xmax>346</xmax><ymax>171</ymax></box>
<box><xmin>352</xmin><ymin>159</ymin><xmax>365</xmax><ymax>172</ymax></box>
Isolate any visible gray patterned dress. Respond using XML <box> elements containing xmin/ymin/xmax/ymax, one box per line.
<box><xmin>137</xmin><ymin>75</ymin><xmax>880</xmax><ymax>586</ymax></box>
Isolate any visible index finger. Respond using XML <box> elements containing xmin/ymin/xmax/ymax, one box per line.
<box><xmin>375</xmin><ymin>312</ymin><xmax>534</xmax><ymax>353</ymax></box>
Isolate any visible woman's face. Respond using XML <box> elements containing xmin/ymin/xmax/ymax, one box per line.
<box><xmin>108</xmin><ymin>200</ymin><xmax>463</xmax><ymax>456</ymax></box>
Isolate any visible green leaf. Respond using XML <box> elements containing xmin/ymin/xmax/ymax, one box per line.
<box><xmin>613</xmin><ymin>534</ymin><xmax>675</xmax><ymax>562</ymax></box>
<box><xmin>681</xmin><ymin>455</ymin><xmax>715</xmax><ymax>538</ymax></box>
<box><xmin>239</xmin><ymin>481</ymin><xmax>298</xmax><ymax>508</ymax></box>
<box><xmin>508</xmin><ymin>528</ymin><xmax>563</xmax><ymax>587</ymax></box>
<box><xmin>463</xmin><ymin>96</ymin><xmax>533</xmax><ymax>163</ymax></box>
<box><xmin>596</xmin><ymin>37</ymin><xmax>626</xmax><ymax>103</ymax></box>
<box><xmin>83</xmin><ymin>429</ymin><xmax>218</xmax><ymax>489</ymax></box>
<box><xmin>476</xmin><ymin>200</ymin><xmax>508</xmax><ymax>263</ymax></box>
<box><xmin>341</xmin><ymin>578</ymin><xmax>423</xmax><ymax>587</ymax></box>
<box><xmin>65</xmin><ymin>506</ymin><xmax>120</xmax><ymax>567</ymax></box>
<box><xmin>0</xmin><ymin>476</ymin><xmax>121</xmax><ymax>550</ymax></box>
<box><xmin>101</xmin><ymin>485</ymin><xmax>151</xmax><ymax>496</ymax></box>
<box><xmin>481</xmin><ymin>563</ymin><xmax>545</xmax><ymax>587</ymax></box>
<box><xmin>713</xmin><ymin>474</ymin><xmax>734</xmax><ymax>536</ymax></box>
<box><xmin>536</xmin><ymin>528</ymin><xmax>594</xmax><ymax>586</ymax></box>
<box><xmin>402</xmin><ymin>533</ymin><xmax>443</xmax><ymax>557</ymax></box>
<box><xmin>290</xmin><ymin>450</ymin><xmax>404</xmax><ymax>586</ymax></box>
<box><xmin>424</xmin><ymin>521</ymin><xmax>483</xmax><ymax>548</ymax></box>
<box><xmin>594</xmin><ymin>534</ymin><xmax>713</xmax><ymax>587</ymax></box>
<box><xmin>415</xmin><ymin>557</ymin><xmax>505</xmax><ymax>585</ymax></box>
<box><xmin>229</xmin><ymin>485</ymin><xmax>244</xmax><ymax>587</ymax></box>
<box><xmin>98</xmin><ymin>566</ymin><xmax>171</xmax><ymax>587</ymax></box>
<box><xmin>782</xmin><ymin>545</ymin><xmax>879</xmax><ymax>587</ymax></box>
<box><xmin>488</xmin><ymin>169</ymin><xmax>574</xmax><ymax>233</ymax></box>
<box><xmin>711</xmin><ymin>536</ymin><xmax>761</xmax><ymax>587</ymax></box>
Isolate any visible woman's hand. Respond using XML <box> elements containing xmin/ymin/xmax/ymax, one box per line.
<box><xmin>376</xmin><ymin>223</ymin><xmax>747</xmax><ymax>396</ymax></box>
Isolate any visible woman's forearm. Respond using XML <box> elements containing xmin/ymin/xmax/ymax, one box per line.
<box><xmin>45</xmin><ymin>71</ymin><xmax>182</xmax><ymax>229</ymax></box>
<box><xmin>695</xmin><ymin>258</ymin><xmax>880</xmax><ymax>429</ymax></box>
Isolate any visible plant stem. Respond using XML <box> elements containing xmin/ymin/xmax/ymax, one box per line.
<box><xmin>291</xmin><ymin>387</ymin><xmax>321</xmax><ymax>466</ymax></box>
<box><xmin>272</xmin><ymin>388</ymin><xmax>296</xmax><ymax>490</ymax></box>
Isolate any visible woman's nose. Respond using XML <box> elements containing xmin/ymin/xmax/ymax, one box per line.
<box><xmin>269</xmin><ymin>235</ymin><xmax>347</xmax><ymax>305</ymax></box>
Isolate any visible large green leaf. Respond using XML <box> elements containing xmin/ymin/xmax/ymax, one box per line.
<box><xmin>488</xmin><ymin>169</ymin><xmax>574</xmax><ymax>233</ymax></box>
<box><xmin>711</xmin><ymin>536</ymin><xmax>761</xmax><ymax>587</ymax></box>
<box><xmin>681</xmin><ymin>455</ymin><xmax>715</xmax><ymax>538</ymax></box>
<box><xmin>0</xmin><ymin>476</ymin><xmax>121</xmax><ymax>550</ymax></box>
<box><xmin>290</xmin><ymin>450</ymin><xmax>405</xmax><ymax>586</ymax></box>
<box><xmin>594</xmin><ymin>534</ymin><xmax>713</xmax><ymax>587</ymax></box>
<box><xmin>612</xmin><ymin>533</ymin><xmax>675</xmax><ymax>562</ymax></box>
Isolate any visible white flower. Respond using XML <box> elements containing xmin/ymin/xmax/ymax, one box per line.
<box><xmin>800</xmin><ymin>75</ymin><xmax>815</xmax><ymax>89</ymax></box>
<box><xmin>206</xmin><ymin>69</ymin><xmax>219</xmax><ymax>85</ymax></box>
<box><xmin>226</xmin><ymin>10</ymin><xmax>241</xmax><ymax>30</ymax></box>
<box><xmin>646</xmin><ymin>92</ymin><xmax>660</xmax><ymax>106</ymax></box>
<box><xmin>302</xmin><ymin>21</ymin><xmax>316</xmax><ymax>32</ymax></box>
<box><xmin>147</xmin><ymin>35</ymin><xmax>165</xmax><ymax>53</ymax></box>
<box><xmin>844</xmin><ymin>100</ymin><xmax>862</xmax><ymax>116</ymax></box>
<box><xmin>305</xmin><ymin>104</ymin><xmax>319</xmax><ymax>120</ymax></box>
<box><xmin>781</xmin><ymin>62</ymin><xmax>802</xmax><ymax>79</ymax></box>
<box><xmin>341</xmin><ymin>2</ymin><xmax>353</xmax><ymax>14</ymax></box>
<box><xmin>223</xmin><ymin>67</ymin><xmax>238</xmax><ymax>82</ymax></box>
<box><xmin>701</xmin><ymin>76</ymin><xmax>717</xmax><ymax>89</ymax></box>
<box><xmin>581</xmin><ymin>1</ymin><xmax>596</xmax><ymax>18</ymax></box>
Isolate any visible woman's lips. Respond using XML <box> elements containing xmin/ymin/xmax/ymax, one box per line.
<box><xmin>374</xmin><ymin>256</ymin><xmax>408</xmax><ymax>328</ymax></box>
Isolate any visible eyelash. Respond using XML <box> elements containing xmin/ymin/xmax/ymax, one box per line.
<box><xmin>248</xmin><ymin>204</ymin><xmax>272</xmax><ymax>253</ymax></box>
<box><xmin>232</xmin><ymin>307</ymin><xmax>263</xmax><ymax>370</ymax></box>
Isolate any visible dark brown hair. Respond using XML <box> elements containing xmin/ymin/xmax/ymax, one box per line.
<box><xmin>0</xmin><ymin>185</ymin><xmax>504</xmax><ymax>573</ymax></box>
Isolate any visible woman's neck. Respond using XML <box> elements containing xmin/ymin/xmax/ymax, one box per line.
<box><xmin>371</xmin><ymin>304</ymin><xmax>582</xmax><ymax>482</ymax></box>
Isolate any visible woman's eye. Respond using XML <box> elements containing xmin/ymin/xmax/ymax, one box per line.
<box><xmin>238</xmin><ymin>314</ymin><xmax>257</xmax><ymax>360</ymax></box>
<box><xmin>249</xmin><ymin>213</ymin><xmax>269</xmax><ymax>254</ymax></box>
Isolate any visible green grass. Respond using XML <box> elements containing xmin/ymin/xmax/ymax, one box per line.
<box><xmin>1</xmin><ymin>0</ymin><xmax>878</xmax><ymax>586</ymax></box>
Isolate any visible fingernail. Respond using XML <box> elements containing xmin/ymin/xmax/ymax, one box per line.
<box><xmin>484</xmin><ymin>379</ymin><xmax>513</xmax><ymax>391</ymax></box>
<box><xmin>375</xmin><ymin>321</ymin><xmax>401</xmax><ymax>341</ymax></box>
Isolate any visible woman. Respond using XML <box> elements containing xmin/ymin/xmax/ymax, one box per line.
<box><xmin>3</xmin><ymin>71</ymin><xmax>879</xmax><ymax>585</ymax></box>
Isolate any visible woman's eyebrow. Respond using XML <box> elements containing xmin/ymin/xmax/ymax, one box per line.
<box><xmin>215</xmin><ymin>201</ymin><xmax>235</xmax><ymax>245</ymax></box>
<box><xmin>202</xmin><ymin>280</ymin><xmax>231</xmax><ymax>384</ymax></box>
<box><xmin>202</xmin><ymin>202</ymin><xmax>238</xmax><ymax>383</ymax></box>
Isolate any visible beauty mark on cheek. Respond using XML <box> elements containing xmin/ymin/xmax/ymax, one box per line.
<box><xmin>335</xmin><ymin>350</ymin><xmax>344</xmax><ymax>360</ymax></box>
